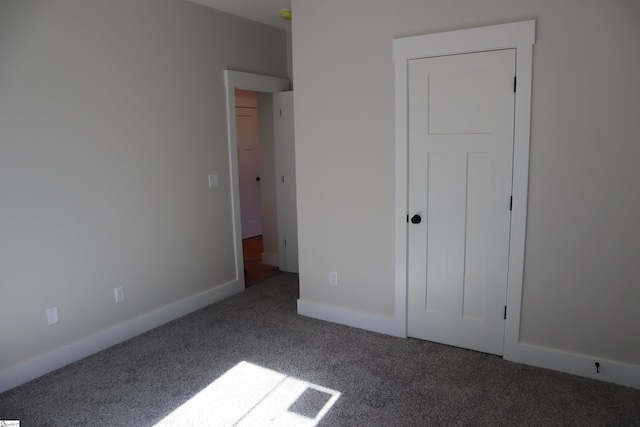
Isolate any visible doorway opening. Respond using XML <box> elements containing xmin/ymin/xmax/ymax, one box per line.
<box><xmin>234</xmin><ymin>88</ymin><xmax>281</xmax><ymax>287</ymax></box>
<box><xmin>224</xmin><ymin>71</ymin><xmax>291</xmax><ymax>288</ymax></box>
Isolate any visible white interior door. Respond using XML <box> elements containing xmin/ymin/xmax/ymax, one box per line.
<box><xmin>273</xmin><ymin>91</ymin><xmax>298</xmax><ymax>273</ymax></box>
<box><xmin>407</xmin><ymin>49</ymin><xmax>516</xmax><ymax>355</ymax></box>
<box><xmin>236</xmin><ymin>106</ymin><xmax>263</xmax><ymax>240</ymax></box>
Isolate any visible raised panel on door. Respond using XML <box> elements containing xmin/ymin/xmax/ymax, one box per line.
<box><xmin>407</xmin><ymin>49</ymin><xmax>515</xmax><ymax>355</ymax></box>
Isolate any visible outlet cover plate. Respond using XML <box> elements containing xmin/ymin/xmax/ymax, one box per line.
<box><xmin>46</xmin><ymin>307</ymin><xmax>59</xmax><ymax>325</ymax></box>
<box><xmin>115</xmin><ymin>287</ymin><xmax>124</xmax><ymax>303</ymax></box>
<box><xmin>330</xmin><ymin>272</ymin><xmax>338</xmax><ymax>286</ymax></box>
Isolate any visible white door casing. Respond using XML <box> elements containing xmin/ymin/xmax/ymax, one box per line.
<box><xmin>393</xmin><ymin>21</ymin><xmax>535</xmax><ymax>359</ymax></box>
<box><xmin>407</xmin><ymin>49</ymin><xmax>516</xmax><ymax>355</ymax></box>
<box><xmin>273</xmin><ymin>92</ymin><xmax>299</xmax><ymax>273</ymax></box>
<box><xmin>224</xmin><ymin>71</ymin><xmax>289</xmax><ymax>285</ymax></box>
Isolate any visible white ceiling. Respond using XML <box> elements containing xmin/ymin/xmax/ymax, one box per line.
<box><xmin>189</xmin><ymin>0</ymin><xmax>292</xmax><ymax>30</ymax></box>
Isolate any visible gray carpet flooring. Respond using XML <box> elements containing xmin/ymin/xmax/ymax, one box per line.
<box><xmin>1</xmin><ymin>273</ymin><xmax>639</xmax><ymax>426</ymax></box>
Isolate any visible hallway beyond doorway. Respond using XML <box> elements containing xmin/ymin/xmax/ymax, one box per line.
<box><xmin>243</xmin><ymin>236</ymin><xmax>280</xmax><ymax>287</ymax></box>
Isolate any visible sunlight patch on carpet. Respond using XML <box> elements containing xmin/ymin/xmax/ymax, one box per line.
<box><xmin>154</xmin><ymin>361</ymin><xmax>341</xmax><ymax>426</ymax></box>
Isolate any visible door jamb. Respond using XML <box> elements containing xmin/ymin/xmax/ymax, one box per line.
<box><xmin>224</xmin><ymin>71</ymin><xmax>290</xmax><ymax>285</ymax></box>
<box><xmin>392</xmin><ymin>21</ymin><xmax>535</xmax><ymax>358</ymax></box>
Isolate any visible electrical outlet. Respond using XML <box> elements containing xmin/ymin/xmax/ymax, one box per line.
<box><xmin>208</xmin><ymin>174</ymin><xmax>219</xmax><ymax>188</ymax></box>
<box><xmin>115</xmin><ymin>287</ymin><xmax>124</xmax><ymax>303</ymax></box>
<box><xmin>46</xmin><ymin>307</ymin><xmax>59</xmax><ymax>325</ymax></box>
<box><xmin>330</xmin><ymin>272</ymin><xmax>338</xmax><ymax>286</ymax></box>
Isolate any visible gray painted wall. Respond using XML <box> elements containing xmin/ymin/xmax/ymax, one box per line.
<box><xmin>292</xmin><ymin>0</ymin><xmax>640</xmax><ymax>366</ymax></box>
<box><xmin>0</xmin><ymin>0</ymin><xmax>287</xmax><ymax>372</ymax></box>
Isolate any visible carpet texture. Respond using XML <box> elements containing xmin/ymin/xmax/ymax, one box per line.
<box><xmin>1</xmin><ymin>273</ymin><xmax>639</xmax><ymax>426</ymax></box>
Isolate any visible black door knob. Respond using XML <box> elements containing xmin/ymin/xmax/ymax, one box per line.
<box><xmin>411</xmin><ymin>214</ymin><xmax>422</xmax><ymax>224</ymax></box>
<box><xmin>256</xmin><ymin>176</ymin><xmax>261</xmax><ymax>182</ymax></box>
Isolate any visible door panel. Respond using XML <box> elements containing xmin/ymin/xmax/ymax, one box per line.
<box><xmin>274</xmin><ymin>92</ymin><xmax>298</xmax><ymax>273</ymax></box>
<box><xmin>407</xmin><ymin>49</ymin><xmax>515</xmax><ymax>355</ymax></box>
<box><xmin>236</xmin><ymin>106</ymin><xmax>262</xmax><ymax>239</ymax></box>
<box><xmin>428</xmin><ymin>71</ymin><xmax>492</xmax><ymax>134</ymax></box>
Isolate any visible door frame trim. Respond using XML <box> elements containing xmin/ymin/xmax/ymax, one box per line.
<box><xmin>224</xmin><ymin>71</ymin><xmax>289</xmax><ymax>285</ymax></box>
<box><xmin>392</xmin><ymin>21</ymin><xmax>535</xmax><ymax>358</ymax></box>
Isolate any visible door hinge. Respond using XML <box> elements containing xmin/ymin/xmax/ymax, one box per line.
<box><xmin>282</xmin><ymin>175</ymin><xmax>285</xmax><ymax>184</ymax></box>
<box><xmin>279</xmin><ymin>109</ymin><xmax>282</xmax><ymax>117</ymax></box>
<box><xmin>510</xmin><ymin>196</ymin><xmax>513</xmax><ymax>211</ymax></box>
<box><xmin>504</xmin><ymin>306</ymin><xmax>507</xmax><ymax>319</ymax></box>
<box><xmin>284</xmin><ymin>239</ymin><xmax>287</xmax><ymax>247</ymax></box>
<box><xmin>513</xmin><ymin>76</ymin><xmax>517</xmax><ymax>93</ymax></box>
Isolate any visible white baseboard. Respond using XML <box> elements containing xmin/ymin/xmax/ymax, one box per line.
<box><xmin>505</xmin><ymin>341</ymin><xmax>640</xmax><ymax>389</ymax></box>
<box><xmin>0</xmin><ymin>279</ymin><xmax>243</xmax><ymax>394</ymax></box>
<box><xmin>298</xmin><ymin>299</ymin><xmax>640</xmax><ymax>390</ymax></box>
<box><xmin>261</xmin><ymin>252</ymin><xmax>279</xmax><ymax>267</ymax></box>
<box><xmin>297</xmin><ymin>298</ymin><xmax>403</xmax><ymax>338</ymax></box>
